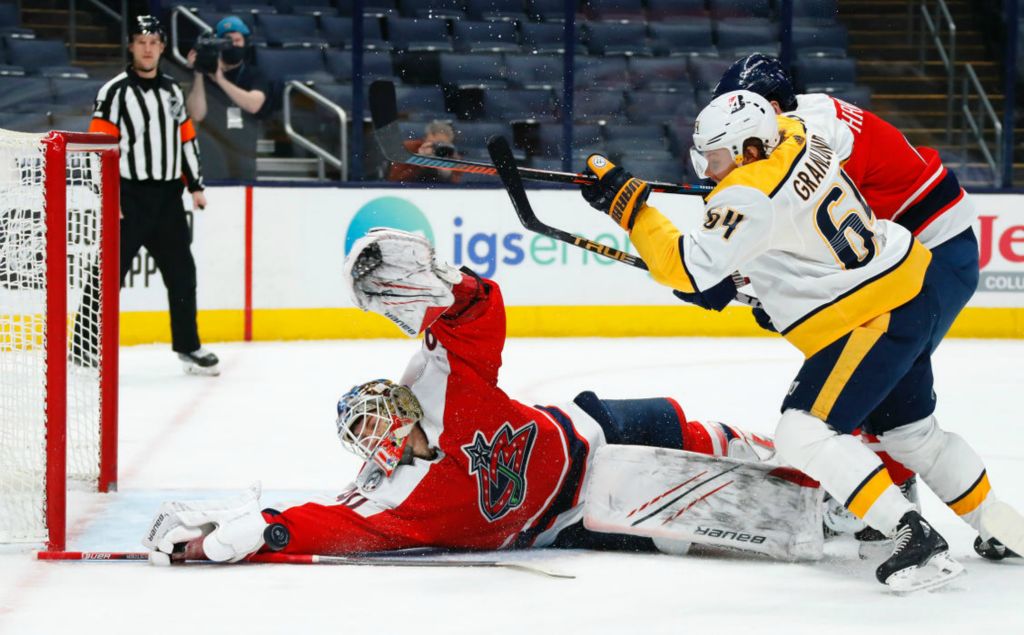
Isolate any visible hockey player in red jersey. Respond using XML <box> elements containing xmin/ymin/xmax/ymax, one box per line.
<box><xmin>141</xmin><ymin>228</ymin><xmax>783</xmax><ymax>564</ymax></box>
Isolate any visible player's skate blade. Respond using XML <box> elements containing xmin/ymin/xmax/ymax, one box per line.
<box><xmin>876</xmin><ymin>511</ymin><xmax>964</xmax><ymax>593</ymax></box>
<box><xmin>178</xmin><ymin>347</ymin><xmax>220</xmax><ymax>377</ymax></box>
<box><xmin>982</xmin><ymin>501</ymin><xmax>1024</xmax><ymax>557</ymax></box>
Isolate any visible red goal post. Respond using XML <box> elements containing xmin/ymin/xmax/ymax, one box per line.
<box><xmin>0</xmin><ymin>131</ymin><xmax>120</xmax><ymax>552</ymax></box>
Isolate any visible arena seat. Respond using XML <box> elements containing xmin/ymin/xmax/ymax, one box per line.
<box><xmin>257</xmin><ymin>14</ymin><xmax>321</xmax><ymax>46</ymax></box>
<box><xmin>626</xmin><ymin>90</ymin><xmax>698</xmax><ymax>123</ymax></box>
<box><xmin>51</xmin><ymin>78</ymin><xmax>105</xmax><ymax>111</ymax></box>
<box><xmin>531</xmin><ymin>121</ymin><xmax>604</xmax><ymax>157</ymax></box>
<box><xmin>575</xmin><ymin>55</ymin><xmax>630</xmax><ymax>89</ymax></box>
<box><xmin>271</xmin><ymin>0</ymin><xmax>335</xmax><ymax>16</ymax></box>
<box><xmin>520</xmin><ymin>22</ymin><xmax>586</xmax><ymax>54</ymax></box>
<box><xmin>466</xmin><ymin>0</ymin><xmax>527</xmax><ymax>22</ymax></box>
<box><xmin>715</xmin><ymin>19</ymin><xmax>779</xmax><ymax>56</ymax></box>
<box><xmin>324</xmin><ymin>49</ymin><xmax>395</xmax><ymax>81</ymax></box>
<box><xmin>629</xmin><ymin>57</ymin><xmax>692</xmax><ymax>90</ymax></box>
<box><xmin>440</xmin><ymin>52</ymin><xmax>507</xmax><ymax>87</ymax></box>
<box><xmin>0</xmin><ymin>110</ymin><xmax>49</xmax><ymax>132</ymax></box>
<box><xmin>795</xmin><ymin>55</ymin><xmax>857</xmax><ymax>91</ymax></box>
<box><xmin>0</xmin><ymin>76</ymin><xmax>52</xmax><ymax>111</ymax></box>
<box><xmin>400</xmin><ymin>0</ymin><xmax>465</xmax><ymax>20</ymax></box>
<box><xmin>504</xmin><ymin>53</ymin><xmax>562</xmax><ymax>88</ymax></box>
<box><xmin>688</xmin><ymin>56</ymin><xmax>734</xmax><ymax>90</ymax></box>
<box><xmin>51</xmin><ymin>113</ymin><xmax>92</xmax><ymax>132</ymax></box>
<box><xmin>573</xmin><ymin>90</ymin><xmax>628</xmax><ymax>123</ymax></box>
<box><xmin>627</xmin><ymin>156</ymin><xmax>686</xmax><ymax>182</ymax></box>
<box><xmin>4</xmin><ymin>38</ymin><xmax>85</xmax><ymax>77</ymax></box>
<box><xmin>481</xmin><ymin>88</ymin><xmax>557</xmax><ymax>121</ymax></box>
<box><xmin>253</xmin><ymin>46</ymin><xmax>326</xmax><ymax>81</ymax></box>
<box><xmin>649</xmin><ymin>21</ymin><xmax>717</xmax><ymax>56</ymax></box>
<box><xmin>793</xmin><ymin>0</ymin><xmax>838</xmax><ymax>24</ymax></box>
<box><xmin>828</xmin><ymin>84</ymin><xmax>872</xmax><ymax>109</ymax></box>
<box><xmin>338</xmin><ymin>0</ymin><xmax>397</xmax><ymax>16</ymax></box>
<box><xmin>581</xmin><ymin>0</ymin><xmax>645</xmax><ymax>21</ymax></box>
<box><xmin>527</xmin><ymin>0</ymin><xmax>570</xmax><ymax>22</ymax></box>
<box><xmin>452</xmin><ymin>20</ymin><xmax>520</xmax><ymax>53</ymax></box>
<box><xmin>645</xmin><ymin>0</ymin><xmax>708</xmax><ymax>22</ymax></box>
<box><xmin>387</xmin><ymin>17</ymin><xmax>454</xmax><ymax>52</ymax></box>
<box><xmin>453</xmin><ymin>120</ymin><xmax>512</xmax><ymax>152</ymax></box>
<box><xmin>394</xmin><ymin>84</ymin><xmax>449</xmax><ymax>119</ymax></box>
<box><xmin>792</xmin><ymin>23</ymin><xmax>848</xmax><ymax>57</ymax></box>
<box><xmin>320</xmin><ymin>16</ymin><xmax>387</xmax><ymax>49</ymax></box>
<box><xmin>583</xmin><ymin>21</ymin><xmax>652</xmax><ymax>56</ymax></box>
<box><xmin>708</xmin><ymin>0</ymin><xmax>771</xmax><ymax>20</ymax></box>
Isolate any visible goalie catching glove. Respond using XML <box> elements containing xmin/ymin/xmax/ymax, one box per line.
<box><xmin>580</xmin><ymin>154</ymin><xmax>651</xmax><ymax>231</ymax></box>
<box><xmin>142</xmin><ymin>483</ymin><xmax>288</xmax><ymax>564</ymax></box>
<box><xmin>344</xmin><ymin>228</ymin><xmax>463</xmax><ymax>337</ymax></box>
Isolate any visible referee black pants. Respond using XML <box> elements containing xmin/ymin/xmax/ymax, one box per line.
<box><xmin>119</xmin><ymin>179</ymin><xmax>201</xmax><ymax>354</ymax></box>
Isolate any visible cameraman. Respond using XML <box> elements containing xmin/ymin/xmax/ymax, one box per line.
<box><xmin>387</xmin><ymin>120</ymin><xmax>462</xmax><ymax>183</ymax></box>
<box><xmin>186</xmin><ymin>16</ymin><xmax>272</xmax><ymax>179</ymax></box>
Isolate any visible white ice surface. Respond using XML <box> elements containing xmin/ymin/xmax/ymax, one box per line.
<box><xmin>1</xmin><ymin>337</ymin><xmax>1022</xmax><ymax>634</ymax></box>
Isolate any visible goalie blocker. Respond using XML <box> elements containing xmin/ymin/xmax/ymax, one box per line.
<box><xmin>584</xmin><ymin>445</ymin><xmax>824</xmax><ymax>561</ymax></box>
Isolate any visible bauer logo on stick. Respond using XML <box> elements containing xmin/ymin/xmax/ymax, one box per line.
<box><xmin>462</xmin><ymin>422</ymin><xmax>538</xmax><ymax>521</ymax></box>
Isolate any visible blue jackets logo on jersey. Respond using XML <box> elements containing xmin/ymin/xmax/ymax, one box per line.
<box><xmin>462</xmin><ymin>422</ymin><xmax>538</xmax><ymax>522</ymax></box>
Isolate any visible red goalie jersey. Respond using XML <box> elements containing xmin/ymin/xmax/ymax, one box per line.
<box><xmin>262</xmin><ymin>276</ymin><xmax>759</xmax><ymax>555</ymax></box>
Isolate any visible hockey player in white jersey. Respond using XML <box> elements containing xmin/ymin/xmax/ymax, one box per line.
<box><xmin>576</xmin><ymin>89</ymin><xmax>1022</xmax><ymax>591</ymax></box>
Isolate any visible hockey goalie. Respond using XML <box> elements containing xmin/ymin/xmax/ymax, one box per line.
<box><xmin>142</xmin><ymin>228</ymin><xmax>825</xmax><ymax>567</ymax></box>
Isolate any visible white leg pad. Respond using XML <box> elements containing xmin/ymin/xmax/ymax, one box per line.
<box><xmin>776</xmin><ymin>410</ymin><xmax>912</xmax><ymax>534</ymax></box>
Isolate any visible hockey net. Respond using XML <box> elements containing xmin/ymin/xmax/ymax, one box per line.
<box><xmin>0</xmin><ymin>130</ymin><xmax>119</xmax><ymax>551</ymax></box>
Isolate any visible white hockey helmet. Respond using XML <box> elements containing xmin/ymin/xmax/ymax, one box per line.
<box><xmin>336</xmin><ymin>379</ymin><xmax>423</xmax><ymax>476</ymax></box>
<box><xmin>690</xmin><ymin>89</ymin><xmax>780</xmax><ymax>179</ymax></box>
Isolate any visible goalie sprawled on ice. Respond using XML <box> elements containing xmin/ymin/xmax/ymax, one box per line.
<box><xmin>143</xmin><ymin>229</ymin><xmax>823</xmax><ymax>565</ymax></box>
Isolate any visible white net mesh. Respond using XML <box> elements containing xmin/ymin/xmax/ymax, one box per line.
<box><xmin>0</xmin><ymin>132</ymin><xmax>108</xmax><ymax>544</ymax></box>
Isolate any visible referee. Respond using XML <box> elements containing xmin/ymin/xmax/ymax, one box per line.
<box><xmin>88</xmin><ymin>15</ymin><xmax>219</xmax><ymax>375</ymax></box>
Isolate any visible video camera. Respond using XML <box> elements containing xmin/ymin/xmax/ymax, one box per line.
<box><xmin>193</xmin><ymin>34</ymin><xmax>234</xmax><ymax>74</ymax></box>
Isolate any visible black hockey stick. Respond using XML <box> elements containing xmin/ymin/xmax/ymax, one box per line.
<box><xmin>487</xmin><ymin>135</ymin><xmax>762</xmax><ymax>309</ymax></box>
<box><xmin>368</xmin><ymin>79</ymin><xmax>711</xmax><ymax>196</ymax></box>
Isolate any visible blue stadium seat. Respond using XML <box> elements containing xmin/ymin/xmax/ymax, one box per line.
<box><xmin>0</xmin><ymin>76</ymin><xmax>51</xmax><ymax>111</ymax></box>
<box><xmin>520</xmin><ymin>22</ymin><xmax>586</xmax><ymax>54</ymax></box>
<box><xmin>400</xmin><ymin>0</ymin><xmax>466</xmax><ymax>20</ymax></box>
<box><xmin>453</xmin><ymin>120</ymin><xmax>511</xmax><ymax>151</ymax></box>
<box><xmin>708</xmin><ymin>0</ymin><xmax>771</xmax><ymax>20</ymax></box>
<box><xmin>793</xmin><ymin>23</ymin><xmax>848</xmax><ymax>57</ymax></box>
<box><xmin>649</xmin><ymin>21</ymin><xmax>716</xmax><ymax>56</ymax></box>
<box><xmin>794</xmin><ymin>55</ymin><xmax>856</xmax><ymax>91</ymax></box>
<box><xmin>466</xmin><ymin>0</ymin><xmax>527</xmax><ymax>21</ymax></box>
<box><xmin>581</xmin><ymin>0</ymin><xmax>645</xmax><ymax>21</ymax></box>
<box><xmin>394</xmin><ymin>85</ymin><xmax>448</xmax><ymax>119</ymax></box>
<box><xmin>253</xmin><ymin>46</ymin><xmax>326</xmax><ymax>81</ymax></box>
<box><xmin>51</xmin><ymin>113</ymin><xmax>92</xmax><ymax>132</ymax></box>
<box><xmin>604</xmin><ymin>123</ymin><xmax>669</xmax><ymax>152</ymax></box>
<box><xmin>715</xmin><ymin>19</ymin><xmax>779</xmax><ymax>56</ymax></box>
<box><xmin>257</xmin><ymin>14</ymin><xmax>321</xmax><ymax>46</ymax></box>
<box><xmin>387</xmin><ymin>17</ymin><xmax>454</xmax><ymax>52</ymax></box>
<box><xmin>4</xmin><ymin>38</ymin><xmax>83</xmax><ymax>76</ymax></box>
<box><xmin>482</xmin><ymin>88</ymin><xmax>556</xmax><ymax>121</ymax></box>
<box><xmin>583</xmin><ymin>22</ymin><xmax>652</xmax><ymax>56</ymax></box>
<box><xmin>527</xmin><ymin>0</ymin><xmax>570</xmax><ymax>21</ymax></box>
<box><xmin>339</xmin><ymin>0</ymin><xmax>398</xmax><ymax>17</ymax></box>
<box><xmin>324</xmin><ymin>49</ymin><xmax>395</xmax><ymax>81</ymax></box>
<box><xmin>573</xmin><ymin>90</ymin><xmax>627</xmax><ymax>123</ymax></box>
<box><xmin>0</xmin><ymin>3</ymin><xmax>18</xmax><ymax>28</ymax></box>
<box><xmin>271</xmin><ymin>0</ymin><xmax>335</xmax><ymax>16</ymax></box>
<box><xmin>532</xmin><ymin>122</ymin><xmax>603</xmax><ymax>157</ymax></box>
<box><xmin>627</xmin><ymin>156</ymin><xmax>686</xmax><ymax>182</ymax></box>
<box><xmin>687</xmin><ymin>56</ymin><xmax>733</xmax><ymax>90</ymax></box>
<box><xmin>794</xmin><ymin>0</ymin><xmax>838</xmax><ymax>24</ymax></box>
<box><xmin>228</xmin><ymin>2</ymin><xmax>278</xmax><ymax>15</ymax></box>
<box><xmin>0</xmin><ymin>110</ymin><xmax>50</xmax><ymax>132</ymax></box>
<box><xmin>629</xmin><ymin>57</ymin><xmax>692</xmax><ymax>90</ymax></box>
<box><xmin>452</xmin><ymin>20</ymin><xmax>520</xmax><ymax>53</ymax></box>
<box><xmin>829</xmin><ymin>85</ymin><xmax>872</xmax><ymax>109</ymax></box>
<box><xmin>626</xmin><ymin>90</ymin><xmax>698</xmax><ymax>123</ymax></box>
<box><xmin>440</xmin><ymin>52</ymin><xmax>507</xmax><ymax>87</ymax></box>
<box><xmin>575</xmin><ymin>55</ymin><xmax>630</xmax><ymax>89</ymax></box>
<box><xmin>320</xmin><ymin>16</ymin><xmax>387</xmax><ymax>49</ymax></box>
<box><xmin>51</xmin><ymin>78</ymin><xmax>105</xmax><ymax>111</ymax></box>
<box><xmin>504</xmin><ymin>53</ymin><xmax>561</xmax><ymax>88</ymax></box>
<box><xmin>645</xmin><ymin>0</ymin><xmax>707</xmax><ymax>22</ymax></box>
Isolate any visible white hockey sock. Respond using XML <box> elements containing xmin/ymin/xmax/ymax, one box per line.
<box><xmin>878</xmin><ymin>415</ymin><xmax>994</xmax><ymax>534</ymax></box>
<box><xmin>776</xmin><ymin>410</ymin><xmax>913</xmax><ymax>535</ymax></box>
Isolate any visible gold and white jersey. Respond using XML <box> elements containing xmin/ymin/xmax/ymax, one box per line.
<box><xmin>630</xmin><ymin>115</ymin><xmax>932</xmax><ymax>357</ymax></box>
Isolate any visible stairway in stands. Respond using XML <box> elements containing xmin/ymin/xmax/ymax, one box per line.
<box><xmin>23</xmin><ymin>0</ymin><xmax>125</xmax><ymax>77</ymax></box>
<box><xmin>839</xmin><ymin>0</ymin><xmax>1009</xmax><ymax>187</ymax></box>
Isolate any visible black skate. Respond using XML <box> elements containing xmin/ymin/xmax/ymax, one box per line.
<box><xmin>876</xmin><ymin>511</ymin><xmax>964</xmax><ymax>592</ymax></box>
<box><xmin>974</xmin><ymin>535</ymin><xmax>1020</xmax><ymax>561</ymax></box>
<box><xmin>178</xmin><ymin>347</ymin><xmax>220</xmax><ymax>376</ymax></box>
<box><xmin>858</xmin><ymin>477</ymin><xmax>919</xmax><ymax>560</ymax></box>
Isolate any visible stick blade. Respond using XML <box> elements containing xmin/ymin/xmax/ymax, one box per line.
<box><xmin>368</xmin><ymin>79</ymin><xmax>398</xmax><ymax>130</ymax></box>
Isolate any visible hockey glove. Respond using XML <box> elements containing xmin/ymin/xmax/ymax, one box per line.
<box><xmin>142</xmin><ymin>483</ymin><xmax>282</xmax><ymax>564</ymax></box>
<box><xmin>672</xmin><ymin>275</ymin><xmax>739</xmax><ymax>312</ymax></box>
<box><xmin>344</xmin><ymin>228</ymin><xmax>463</xmax><ymax>337</ymax></box>
<box><xmin>752</xmin><ymin>307</ymin><xmax>777</xmax><ymax>333</ymax></box>
<box><xmin>580</xmin><ymin>154</ymin><xmax>651</xmax><ymax>231</ymax></box>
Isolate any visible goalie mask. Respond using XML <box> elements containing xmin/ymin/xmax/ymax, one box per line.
<box><xmin>690</xmin><ymin>90</ymin><xmax>780</xmax><ymax>181</ymax></box>
<box><xmin>336</xmin><ymin>379</ymin><xmax>424</xmax><ymax>476</ymax></box>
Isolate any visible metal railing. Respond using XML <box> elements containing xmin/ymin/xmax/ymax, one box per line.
<box><xmin>961</xmin><ymin>64</ymin><xmax>1003</xmax><ymax>186</ymax></box>
<box><xmin>69</xmin><ymin>0</ymin><xmax>127</xmax><ymax>65</ymax></box>
<box><xmin>169</xmin><ymin>5</ymin><xmax>213</xmax><ymax>68</ymax></box>
<box><xmin>282</xmin><ymin>81</ymin><xmax>348</xmax><ymax>181</ymax></box>
<box><xmin>918</xmin><ymin>0</ymin><xmax>957</xmax><ymax>143</ymax></box>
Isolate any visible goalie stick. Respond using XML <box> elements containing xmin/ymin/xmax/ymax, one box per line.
<box><xmin>368</xmin><ymin>80</ymin><xmax>711</xmax><ymax>196</ymax></box>
<box><xmin>485</xmin><ymin>135</ymin><xmax>763</xmax><ymax>309</ymax></box>
<box><xmin>35</xmin><ymin>551</ymin><xmax>573</xmax><ymax>578</ymax></box>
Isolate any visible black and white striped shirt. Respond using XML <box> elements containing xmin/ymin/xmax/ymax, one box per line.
<box><xmin>90</xmin><ymin>65</ymin><xmax>204</xmax><ymax>191</ymax></box>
